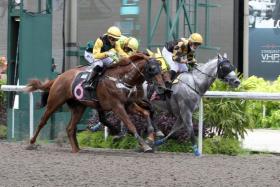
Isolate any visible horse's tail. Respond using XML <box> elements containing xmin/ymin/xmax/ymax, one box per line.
<box><xmin>25</xmin><ymin>79</ymin><xmax>55</xmax><ymax>108</ymax></box>
<box><xmin>25</xmin><ymin>79</ymin><xmax>55</xmax><ymax>92</ymax></box>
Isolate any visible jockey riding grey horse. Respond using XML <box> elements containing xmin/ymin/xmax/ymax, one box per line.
<box><xmin>144</xmin><ymin>54</ymin><xmax>240</xmax><ymax>156</ymax></box>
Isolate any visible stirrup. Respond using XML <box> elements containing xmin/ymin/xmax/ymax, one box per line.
<box><xmin>84</xmin><ymin>82</ymin><xmax>93</xmax><ymax>90</ymax></box>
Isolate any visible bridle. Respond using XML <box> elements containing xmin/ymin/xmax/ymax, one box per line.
<box><xmin>193</xmin><ymin>57</ymin><xmax>234</xmax><ymax>81</ymax></box>
<box><xmin>178</xmin><ymin>57</ymin><xmax>235</xmax><ymax>96</ymax></box>
<box><xmin>105</xmin><ymin>57</ymin><xmax>162</xmax><ymax>97</ymax></box>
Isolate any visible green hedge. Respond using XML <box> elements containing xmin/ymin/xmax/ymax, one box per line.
<box><xmin>0</xmin><ymin>79</ymin><xmax>5</xmax><ymax>105</ymax></box>
<box><xmin>0</xmin><ymin>125</ymin><xmax>7</xmax><ymax>139</ymax></box>
<box><xmin>238</xmin><ymin>76</ymin><xmax>280</xmax><ymax>129</ymax></box>
<box><xmin>77</xmin><ymin>131</ymin><xmax>243</xmax><ymax>156</ymax></box>
<box><xmin>199</xmin><ymin>75</ymin><xmax>280</xmax><ymax>140</ymax></box>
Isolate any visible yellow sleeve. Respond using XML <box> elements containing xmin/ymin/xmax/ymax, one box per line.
<box><xmin>115</xmin><ymin>42</ymin><xmax>129</xmax><ymax>58</ymax></box>
<box><xmin>93</xmin><ymin>38</ymin><xmax>107</xmax><ymax>59</ymax></box>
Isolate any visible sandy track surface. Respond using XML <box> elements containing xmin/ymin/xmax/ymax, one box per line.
<box><xmin>0</xmin><ymin>141</ymin><xmax>280</xmax><ymax>187</ymax></box>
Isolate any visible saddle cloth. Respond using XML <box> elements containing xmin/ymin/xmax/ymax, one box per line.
<box><xmin>72</xmin><ymin>71</ymin><xmax>98</xmax><ymax>101</ymax></box>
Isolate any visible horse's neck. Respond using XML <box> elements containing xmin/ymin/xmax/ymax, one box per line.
<box><xmin>106</xmin><ymin>60</ymin><xmax>144</xmax><ymax>86</ymax></box>
<box><xmin>192</xmin><ymin>58</ymin><xmax>218</xmax><ymax>94</ymax></box>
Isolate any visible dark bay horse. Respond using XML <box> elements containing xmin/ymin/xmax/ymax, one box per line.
<box><xmin>25</xmin><ymin>53</ymin><xmax>165</xmax><ymax>153</ymax></box>
<box><xmin>144</xmin><ymin>54</ymin><xmax>241</xmax><ymax>156</ymax></box>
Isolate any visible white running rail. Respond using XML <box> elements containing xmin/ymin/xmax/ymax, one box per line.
<box><xmin>0</xmin><ymin>85</ymin><xmax>37</xmax><ymax>139</ymax></box>
<box><xmin>1</xmin><ymin>85</ymin><xmax>280</xmax><ymax>154</ymax></box>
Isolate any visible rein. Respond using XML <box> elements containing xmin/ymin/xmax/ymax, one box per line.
<box><xmin>102</xmin><ymin>58</ymin><xmax>149</xmax><ymax>98</ymax></box>
<box><xmin>193</xmin><ymin>66</ymin><xmax>217</xmax><ymax>79</ymax></box>
<box><xmin>178</xmin><ymin>77</ymin><xmax>203</xmax><ymax>96</ymax></box>
<box><xmin>105</xmin><ymin>75</ymin><xmax>137</xmax><ymax>98</ymax></box>
<box><xmin>131</xmin><ymin>61</ymin><xmax>145</xmax><ymax>77</ymax></box>
<box><xmin>177</xmin><ymin>60</ymin><xmax>222</xmax><ymax>96</ymax></box>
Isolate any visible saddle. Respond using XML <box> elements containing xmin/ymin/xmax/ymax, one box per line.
<box><xmin>72</xmin><ymin>70</ymin><xmax>100</xmax><ymax>101</ymax></box>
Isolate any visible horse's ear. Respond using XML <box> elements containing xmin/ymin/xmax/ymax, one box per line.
<box><xmin>217</xmin><ymin>53</ymin><xmax>222</xmax><ymax>60</ymax></box>
<box><xmin>223</xmin><ymin>53</ymin><xmax>227</xmax><ymax>59</ymax></box>
<box><xmin>156</xmin><ymin>48</ymin><xmax>162</xmax><ymax>56</ymax></box>
<box><xmin>146</xmin><ymin>49</ymin><xmax>154</xmax><ymax>57</ymax></box>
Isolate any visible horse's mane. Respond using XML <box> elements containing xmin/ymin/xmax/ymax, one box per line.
<box><xmin>129</xmin><ymin>53</ymin><xmax>149</xmax><ymax>61</ymax></box>
<box><xmin>107</xmin><ymin>53</ymin><xmax>149</xmax><ymax>69</ymax></box>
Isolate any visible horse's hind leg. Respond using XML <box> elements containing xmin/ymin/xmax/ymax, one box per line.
<box><xmin>179</xmin><ymin>101</ymin><xmax>200</xmax><ymax>156</ymax></box>
<box><xmin>98</xmin><ymin>110</ymin><xmax>120</xmax><ymax>135</ymax></box>
<box><xmin>66</xmin><ymin>100</ymin><xmax>86</xmax><ymax>153</ymax></box>
<box><xmin>154</xmin><ymin>117</ymin><xmax>183</xmax><ymax>146</ymax></box>
<box><xmin>30</xmin><ymin>98</ymin><xmax>66</xmax><ymax>145</ymax></box>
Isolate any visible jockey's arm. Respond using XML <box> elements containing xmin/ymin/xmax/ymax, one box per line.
<box><xmin>115</xmin><ymin>42</ymin><xmax>129</xmax><ymax>58</ymax></box>
<box><xmin>172</xmin><ymin>41</ymin><xmax>186</xmax><ymax>63</ymax></box>
<box><xmin>92</xmin><ymin>38</ymin><xmax>108</xmax><ymax>59</ymax></box>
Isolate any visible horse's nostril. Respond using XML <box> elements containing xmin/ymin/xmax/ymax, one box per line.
<box><xmin>234</xmin><ymin>80</ymin><xmax>240</xmax><ymax>85</ymax></box>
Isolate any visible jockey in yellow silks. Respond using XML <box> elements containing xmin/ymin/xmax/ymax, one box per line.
<box><xmin>118</xmin><ymin>36</ymin><xmax>139</xmax><ymax>57</ymax></box>
<box><xmin>146</xmin><ymin>48</ymin><xmax>170</xmax><ymax>91</ymax></box>
<box><xmin>84</xmin><ymin>26</ymin><xmax>128</xmax><ymax>90</ymax></box>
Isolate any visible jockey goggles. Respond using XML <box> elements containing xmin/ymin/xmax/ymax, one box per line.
<box><xmin>192</xmin><ymin>42</ymin><xmax>201</xmax><ymax>46</ymax></box>
<box><xmin>124</xmin><ymin>46</ymin><xmax>133</xmax><ymax>53</ymax></box>
<box><xmin>108</xmin><ymin>36</ymin><xmax>118</xmax><ymax>42</ymax></box>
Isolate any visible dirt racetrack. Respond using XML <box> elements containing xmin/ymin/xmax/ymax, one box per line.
<box><xmin>0</xmin><ymin>141</ymin><xmax>280</xmax><ymax>187</ymax></box>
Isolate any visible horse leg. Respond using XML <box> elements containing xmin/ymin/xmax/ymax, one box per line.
<box><xmin>154</xmin><ymin>117</ymin><xmax>183</xmax><ymax>146</ymax></box>
<box><xmin>136</xmin><ymin>99</ymin><xmax>164</xmax><ymax>137</ymax></box>
<box><xmin>128</xmin><ymin>103</ymin><xmax>155</xmax><ymax>145</ymax></box>
<box><xmin>98</xmin><ymin>110</ymin><xmax>120</xmax><ymax>135</ymax></box>
<box><xmin>30</xmin><ymin>98</ymin><xmax>65</xmax><ymax>145</ymax></box>
<box><xmin>178</xmin><ymin>100</ymin><xmax>200</xmax><ymax>156</ymax></box>
<box><xmin>112</xmin><ymin>103</ymin><xmax>153</xmax><ymax>152</ymax></box>
<box><xmin>66</xmin><ymin>100</ymin><xmax>86</xmax><ymax>153</ymax></box>
<box><xmin>183</xmin><ymin>112</ymin><xmax>200</xmax><ymax>156</ymax></box>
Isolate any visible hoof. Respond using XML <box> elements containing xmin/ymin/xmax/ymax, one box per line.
<box><xmin>144</xmin><ymin>148</ymin><xmax>154</xmax><ymax>153</ymax></box>
<box><xmin>142</xmin><ymin>144</ymin><xmax>153</xmax><ymax>153</ymax></box>
<box><xmin>194</xmin><ymin>149</ymin><xmax>201</xmax><ymax>157</ymax></box>
<box><xmin>112</xmin><ymin>135</ymin><xmax>125</xmax><ymax>142</ymax></box>
<box><xmin>71</xmin><ymin>149</ymin><xmax>80</xmax><ymax>153</ymax></box>
<box><xmin>193</xmin><ymin>145</ymin><xmax>201</xmax><ymax>157</ymax></box>
<box><xmin>145</xmin><ymin>139</ymin><xmax>155</xmax><ymax>148</ymax></box>
<box><xmin>30</xmin><ymin>139</ymin><xmax>36</xmax><ymax>144</ymax></box>
<box><xmin>88</xmin><ymin>122</ymin><xmax>102</xmax><ymax>132</ymax></box>
<box><xmin>154</xmin><ymin>139</ymin><xmax>165</xmax><ymax>146</ymax></box>
<box><xmin>155</xmin><ymin>130</ymin><xmax>165</xmax><ymax>138</ymax></box>
<box><xmin>25</xmin><ymin>144</ymin><xmax>39</xmax><ymax>150</ymax></box>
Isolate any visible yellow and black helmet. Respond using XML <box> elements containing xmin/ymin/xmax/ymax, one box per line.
<box><xmin>127</xmin><ymin>37</ymin><xmax>139</xmax><ymax>52</ymax></box>
<box><xmin>189</xmin><ymin>33</ymin><xmax>203</xmax><ymax>44</ymax></box>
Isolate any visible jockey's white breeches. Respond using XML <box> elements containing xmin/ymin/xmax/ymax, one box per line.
<box><xmin>84</xmin><ymin>51</ymin><xmax>94</xmax><ymax>65</ymax></box>
<box><xmin>89</xmin><ymin>57</ymin><xmax>115</xmax><ymax>69</ymax></box>
<box><xmin>162</xmin><ymin>47</ymin><xmax>188</xmax><ymax>73</ymax></box>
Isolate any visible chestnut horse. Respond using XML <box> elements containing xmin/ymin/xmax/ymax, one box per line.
<box><xmin>25</xmin><ymin>53</ymin><xmax>165</xmax><ymax>153</ymax></box>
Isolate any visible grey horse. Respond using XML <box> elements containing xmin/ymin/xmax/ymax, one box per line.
<box><xmin>144</xmin><ymin>54</ymin><xmax>241</xmax><ymax>156</ymax></box>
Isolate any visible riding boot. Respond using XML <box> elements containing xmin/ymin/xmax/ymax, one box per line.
<box><xmin>170</xmin><ymin>70</ymin><xmax>177</xmax><ymax>81</ymax></box>
<box><xmin>84</xmin><ymin>66</ymin><xmax>102</xmax><ymax>90</ymax></box>
<box><xmin>165</xmin><ymin>81</ymin><xmax>173</xmax><ymax>99</ymax></box>
<box><xmin>162</xmin><ymin>71</ymin><xmax>173</xmax><ymax>98</ymax></box>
